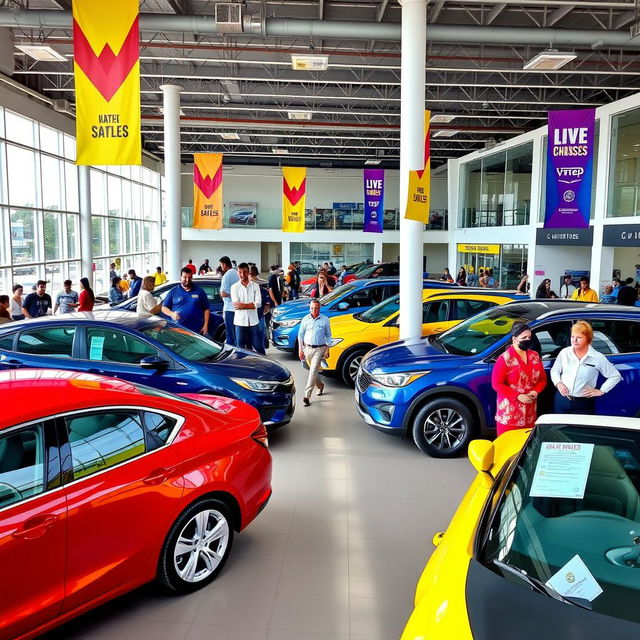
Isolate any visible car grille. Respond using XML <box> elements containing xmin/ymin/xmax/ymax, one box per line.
<box><xmin>357</xmin><ymin>370</ymin><xmax>372</xmax><ymax>393</ymax></box>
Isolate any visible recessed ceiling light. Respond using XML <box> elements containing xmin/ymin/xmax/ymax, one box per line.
<box><xmin>219</xmin><ymin>132</ymin><xmax>240</xmax><ymax>140</ymax></box>
<box><xmin>523</xmin><ymin>49</ymin><xmax>576</xmax><ymax>71</ymax></box>
<box><xmin>432</xmin><ymin>130</ymin><xmax>460</xmax><ymax>138</ymax></box>
<box><xmin>272</xmin><ymin>148</ymin><xmax>289</xmax><ymax>155</ymax></box>
<box><xmin>365</xmin><ymin>159</ymin><xmax>381</xmax><ymax>165</ymax></box>
<box><xmin>288</xmin><ymin>110</ymin><xmax>313</xmax><ymax>120</ymax></box>
<box><xmin>16</xmin><ymin>44</ymin><xmax>66</xmax><ymax>62</ymax></box>
<box><xmin>430</xmin><ymin>114</ymin><xmax>456</xmax><ymax>124</ymax></box>
<box><xmin>291</xmin><ymin>54</ymin><xmax>329</xmax><ymax>71</ymax></box>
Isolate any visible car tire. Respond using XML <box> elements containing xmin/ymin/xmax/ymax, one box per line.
<box><xmin>412</xmin><ymin>397</ymin><xmax>475</xmax><ymax>458</ymax></box>
<box><xmin>340</xmin><ymin>349</ymin><xmax>369</xmax><ymax>387</ymax></box>
<box><xmin>157</xmin><ymin>498</ymin><xmax>234</xmax><ymax>594</ymax></box>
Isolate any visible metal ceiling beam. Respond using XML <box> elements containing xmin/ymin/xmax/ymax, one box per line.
<box><xmin>613</xmin><ymin>9</ymin><xmax>636</xmax><ymax>28</ymax></box>
<box><xmin>376</xmin><ymin>0</ymin><xmax>391</xmax><ymax>21</ymax></box>
<box><xmin>485</xmin><ymin>3</ymin><xmax>507</xmax><ymax>25</ymax></box>
<box><xmin>546</xmin><ymin>5</ymin><xmax>574</xmax><ymax>26</ymax></box>
<box><xmin>429</xmin><ymin>0</ymin><xmax>446</xmax><ymax>23</ymax></box>
<box><xmin>167</xmin><ymin>0</ymin><xmax>189</xmax><ymax>14</ymax></box>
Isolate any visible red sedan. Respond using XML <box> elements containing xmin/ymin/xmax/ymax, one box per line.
<box><xmin>0</xmin><ymin>369</ymin><xmax>272</xmax><ymax>640</ymax></box>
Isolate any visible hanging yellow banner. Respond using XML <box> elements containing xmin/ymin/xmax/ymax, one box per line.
<box><xmin>282</xmin><ymin>167</ymin><xmax>306</xmax><ymax>233</ymax></box>
<box><xmin>193</xmin><ymin>154</ymin><xmax>224</xmax><ymax>229</ymax></box>
<box><xmin>404</xmin><ymin>110</ymin><xmax>431</xmax><ymax>223</ymax></box>
<box><xmin>73</xmin><ymin>0</ymin><xmax>141</xmax><ymax>166</ymax></box>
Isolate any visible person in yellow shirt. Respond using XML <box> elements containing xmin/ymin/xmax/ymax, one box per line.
<box><xmin>154</xmin><ymin>266</ymin><xmax>168</xmax><ymax>286</ymax></box>
<box><xmin>118</xmin><ymin>274</ymin><xmax>130</xmax><ymax>295</ymax></box>
<box><xmin>571</xmin><ymin>275</ymin><xmax>599</xmax><ymax>302</ymax></box>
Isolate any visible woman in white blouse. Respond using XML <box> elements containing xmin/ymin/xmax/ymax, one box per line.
<box><xmin>550</xmin><ymin>320</ymin><xmax>622</xmax><ymax>414</ymax></box>
<box><xmin>136</xmin><ymin>276</ymin><xmax>162</xmax><ymax>318</ymax></box>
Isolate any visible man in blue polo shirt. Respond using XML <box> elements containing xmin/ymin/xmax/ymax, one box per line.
<box><xmin>161</xmin><ymin>268</ymin><xmax>210</xmax><ymax>335</ymax></box>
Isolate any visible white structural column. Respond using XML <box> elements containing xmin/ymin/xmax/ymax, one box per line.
<box><xmin>161</xmin><ymin>84</ymin><xmax>183</xmax><ymax>280</ymax></box>
<box><xmin>78</xmin><ymin>165</ymin><xmax>93</xmax><ymax>283</ymax></box>
<box><xmin>399</xmin><ymin>0</ymin><xmax>427</xmax><ymax>340</ymax></box>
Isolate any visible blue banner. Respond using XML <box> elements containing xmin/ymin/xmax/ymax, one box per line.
<box><xmin>544</xmin><ymin>108</ymin><xmax>595</xmax><ymax>229</ymax></box>
<box><xmin>363</xmin><ymin>168</ymin><xmax>384</xmax><ymax>233</ymax></box>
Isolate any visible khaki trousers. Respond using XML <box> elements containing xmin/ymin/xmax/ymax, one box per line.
<box><xmin>304</xmin><ymin>345</ymin><xmax>325</xmax><ymax>399</ymax></box>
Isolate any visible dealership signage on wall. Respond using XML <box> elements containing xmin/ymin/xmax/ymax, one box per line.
<box><xmin>536</xmin><ymin>227</ymin><xmax>594</xmax><ymax>246</ymax></box>
<box><xmin>457</xmin><ymin>243</ymin><xmax>500</xmax><ymax>255</ymax></box>
<box><xmin>603</xmin><ymin>224</ymin><xmax>640</xmax><ymax>246</ymax></box>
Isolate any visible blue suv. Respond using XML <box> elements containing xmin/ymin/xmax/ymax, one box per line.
<box><xmin>355</xmin><ymin>301</ymin><xmax>640</xmax><ymax>458</ymax></box>
<box><xmin>271</xmin><ymin>278</ymin><xmax>460</xmax><ymax>351</ymax></box>
<box><xmin>0</xmin><ymin>312</ymin><xmax>295</xmax><ymax>428</ymax></box>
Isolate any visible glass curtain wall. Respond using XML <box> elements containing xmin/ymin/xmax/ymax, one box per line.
<box><xmin>460</xmin><ymin>143</ymin><xmax>533</xmax><ymax>228</ymax></box>
<box><xmin>0</xmin><ymin>107</ymin><xmax>162</xmax><ymax>298</ymax></box>
<box><xmin>290</xmin><ymin>242</ymin><xmax>374</xmax><ymax>267</ymax></box>
<box><xmin>608</xmin><ymin>108</ymin><xmax>640</xmax><ymax>217</ymax></box>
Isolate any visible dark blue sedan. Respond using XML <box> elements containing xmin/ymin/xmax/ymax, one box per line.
<box><xmin>0</xmin><ymin>312</ymin><xmax>295</xmax><ymax>428</ymax></box>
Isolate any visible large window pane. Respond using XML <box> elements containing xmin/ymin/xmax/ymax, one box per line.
<box><xmin>108</xmin><ymin>218</ymin><xmax>121</xmax><ymax>254</ymax></box>
<box><xmin>65</xmin><ymin>163</ymin><xmax>79</xmax><ymax>212</ymax></box>
<box><xmin>66</xmin><ymin>214</ymin><xmax>79</xmax><ymax>259</ymax></box>
<box><xmin>11</xmin><ymin>209</ymin><xmax>36</xmax><ymax>264</ymax></box>
<box><xmin>90</xmin><ymin>170</ymin><xmax>106</xmax><ymax>215</ymax></box>
<box><xmin>45</xmin><ymin>262</ymin><xmax>64</xmax><ymax>293</ymax></box>
<box><xmin>0</xmin><ymin>142</ymin><xmax>7</xmax><ymax>205</ymax></box>
<box><xmin>0</xmin><ymin>207</ymin><xmax>9</xmax><ymax>265</ymax></box>
<box><xmin>7</xmin><ymin>146</ymin><xmax>38</xmax><ymax>208</ymax></box>
<box><xmin>609</xmin><ymin>108</ymin><xmax>640</xmax><ymax>217</ymax></box>
<box><xmin>504</xmin><ymin>145</ymin><xmax>532</xmax><ymax>226</ymax></box>
<box><xmin>480</xmin><ymin>152</ymin><xmax>506</xmax><ymax>227</ymax></box>
<box><xmin>41</xmin><ymin>156</ymin><xmax>64</xmax><ymax>211</ymax></box>
<box><xmin>108</xmin><ymin>175</ymin><xmax>122</xmax><ymax>216</ymax></box>
<box><xmin>63</xmin><ymin>135</ymin><xmax>76</xmax><ymax>161</ymax></box>
<box><xmin>44</xmin><ymin>212</ymin><xmax>64</xmax><ymax>260</ymax></box>
<box><xmin>39</xmin><ymin>125</ymin><xmax>62</xmax><ymax>155</ymax></box>
<box><xmin>5</xmin><ymin>111</ymin><xmax>37</xmax><ymax>147</ymax></box>
<box><xmin>461</xmin><ymin>158</ymin><xmax>482</xmax><ymax>227</ymax></box>
<box><xmin>92</xmin><ymin>217</ymin><xmax>104</xmax><ymax>256</ymax></box>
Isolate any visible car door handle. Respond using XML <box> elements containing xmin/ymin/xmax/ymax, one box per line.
<box><xmin>144</xmin><ymin>467</ymin><xmax>175</xmax><ymax>485</ymax></box>
<box><xmin>87</xmin><ymin>368</ymin><xmax>106</xmax><ymax>375</ymax></box>
<box><xmin>13</xmin><ymin>514</ymin><xmax>58</xmax><ymax>539</ymax></box>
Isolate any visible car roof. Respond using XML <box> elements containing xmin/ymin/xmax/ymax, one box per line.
<box><xmin>0</xmin><ymin>369</ymin><xmax>163</xmax><ymax>430</ymax></box>
<box><xmin>536</xmin><ymin>413</ymin><xmax>640</xmax><ymax>430</ymax></box>
<box><xmin>0</xmin><ymin>311</ymin><xmax>164</xmax><ymax>333</ymax></box>
<box><xmin>507</xmin><ymin>299</ymin><xmax>640</xmax><ymax>318</ymax></box>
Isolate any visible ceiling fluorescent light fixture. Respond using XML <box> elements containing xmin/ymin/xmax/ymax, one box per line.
<box><xmin>288</xmin><ymin>110</ymin><xmax>313</xmax><ymax>120</ymax></box>
<box><xmin>291</xmin><ymin>54</ymin><xmax>329</xmax><ymax>71</ymax></box>
<box><xmin>432</xmin><ymin>130</ymin><xmax>460</xmax><ymax>138</ymax></box>
<box><xmin>272</xmin><ymin>148</ymin><xmax>289</xmax><ymax>155</ymax></box>
<box><xmin>219</xmin><ymin>132</ymin><xmax>240</xmax><ymax>140</ymax></box>
<box><xmin>16</xmin><ymin>44</ymin><xmax>66</xmax><ymax>62</ymax></box>
<box><xmin>365</xmin><ymin>159</ymin><xmax>381</xmax><ymax>165</ymax></box>
<box><xmin>430</xmin><ymin>114</ymin><xmax>456</xmax><ymax>124</ymax></box>
<box><xmin>523</xmin><ymin>49</ymin><xmax>576</xmax><ymax>71</ymax></box>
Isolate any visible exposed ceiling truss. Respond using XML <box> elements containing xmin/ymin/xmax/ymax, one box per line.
<box><xmin>3</xmin><ymin>0</ymin><xmax>640</xmax><ymax>168</ymax></box>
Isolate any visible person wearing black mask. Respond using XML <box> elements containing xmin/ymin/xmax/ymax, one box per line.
<box><xmin>491</xmin><ymin>321</ymin><xmax>547</xmax><ymax>437</ymax></box>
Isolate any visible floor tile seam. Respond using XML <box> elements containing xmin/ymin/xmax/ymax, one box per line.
<box><xmin>266</xmin><ymin>527</ymin><xmax>292</xmax><ymax>631</ymax></box>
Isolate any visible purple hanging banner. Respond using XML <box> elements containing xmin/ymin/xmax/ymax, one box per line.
<box><xmin>544</xmin><ymin>108</ymin><xmax>595</xmax><ymax>229</ymax></box>
<box><xmin>363</xmin><ymin>168</ymin><xmax>384</xmax><ymax>233</ymax></box>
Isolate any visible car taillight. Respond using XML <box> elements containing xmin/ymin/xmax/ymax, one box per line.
<box><xmin>251</xmin><ymin>423</ymin><xmax>269</xmax><ymax>448</ymax></box>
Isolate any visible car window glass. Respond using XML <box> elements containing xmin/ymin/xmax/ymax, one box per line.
<box><xmin>17</xmin><ymin>327</ymin><xmax>75</xmax><ymax>358</ymax></box>
<box><xmin>345</xmin><ymin>288</ymin><xmax>376</xmax><ymax>308</ymax></box>
<box><xmin>532</xmin><ymin>322</ymin><xmax>573</xmax><ymax>359</ymax></box>
<box><xmin>452</xmin><ymin>299</ymin><xmax>495</xmax><ymax>321</ymax></box>
<box><xmin>87</xmin><ymin>328</ymin><xmax>157</xmax><ymax>364</ymax></box>
<box><xmin>0</xmin><ymin>424</ymin><xmax>45</xmax><ymax>509</ymax></box>
<box><xmin>65</xmin><ymin>411</ymin><xmax>146</xmax><ymax>480</ymax></box>
<box><xmin>0</xmin><ymin>334</ymin><xmax>14</xmax><ymax>351</ymax></box>
<box><xmin>141</xmin><ymin>325</ymin><xmax>222</xmax><ymax>362</ymax></box>
<box><xmin>588</xmin><ymin>320</ymin><xmax>640</xmax><ymax>355</ymax></box>
<box><xmin>201</xmin><ymin>284</ymin><xmax>221</xmax><ymax>304</ymax></box>
<box><xmin>389</xmin><ymin>264</ymin><xmax>400</xmax><ymax>276</ymax></box>
<box><xmin>423</xmin><ymin>301</ymin><xmax>449</xmax><ymax>324</ymax></box>
<box><xmin>143</xmin><ymin>411</ymin><xmax>177</xmax><ymax>451</ymax></box>
<box><xmin>385</xmin><ymin>284</ymin><xmax>400</xmax><ymax>299</ymax></box>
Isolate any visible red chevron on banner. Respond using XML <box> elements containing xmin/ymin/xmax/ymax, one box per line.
<box><xmin>416</xmin><ymin>128</ymin><xmax>431</xmax><ymax>180</ymax></box>
<box><xmin>73</xmin><ymin>17</ymin><xmax>139</xmax><ymax>102</ymax></box>
<box><xmin>194</xmin><ymin>162</ymin><xmax>223</xmax><ymax>199</ymax></box>
<box><xmin>283</xmin><ymin>178</ymin><xmax>306</xmax><ymax>206</ymax></box>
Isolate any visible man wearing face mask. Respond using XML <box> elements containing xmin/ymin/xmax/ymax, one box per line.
<box><xmin>491</xmin><ymin>321</ymin><xmax>547</xmax><ymax>436</ymax></box>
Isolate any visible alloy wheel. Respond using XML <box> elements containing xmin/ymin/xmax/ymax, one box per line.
<box><xmin>422</xmin><ymin>408</ymin><xmax>466</xmax><ymax>450</ymax></box>
<box><xmin>348</xmin><ymin>355</ymin><xmax>363</xmax><ymax>382</ymax></box>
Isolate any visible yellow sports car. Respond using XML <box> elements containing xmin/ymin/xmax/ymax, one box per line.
<box><xmin>325</xmin><ymin>289</ymin><xmax>519</xmax><ymax>386</ymax></box>
<box><xmin>402</xmin><ymin>414</ymin><xmax>640</xmax><ymax>640</ymax></box>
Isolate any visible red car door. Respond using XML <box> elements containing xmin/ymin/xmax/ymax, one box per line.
<box><xmin>60</xmin><ymin>408</ymin><xmax>186</xmax><ymax>613</ymax></box>
<box><xmin>0</xmin><ymin>421</ymin><xmax>66</xmax><ymax>640</ymax></box>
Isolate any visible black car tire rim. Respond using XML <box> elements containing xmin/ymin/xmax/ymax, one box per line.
<box><xmin>422</xmin><ymin>407</ymin><xmax>466</xmax><ymax>450</ymax></box>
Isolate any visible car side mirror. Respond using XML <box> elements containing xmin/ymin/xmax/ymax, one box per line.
<box><xmin>139</xmin><ymin>355</ymin><xmax>169</xmax><ymax>371</ymax></box>
<box><xmin>337</xmin><ymin>301</ymin><xmax>350</xmax><ymax>311</ymax></box>
<box><xmin>468</xmin><ymin>439</ymin><xmax>494</xmax><ymax>476</ymax></box>
<box><xmin>432</xmin><ymin>531</ymin><xmax>445</xmax><ymax>548</ymax></box>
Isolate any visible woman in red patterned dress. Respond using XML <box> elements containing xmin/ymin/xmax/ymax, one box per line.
<box><xmin>491</xmin><ymin>321</ymin><xmax>547</xmax><ymax>437</ymax></box>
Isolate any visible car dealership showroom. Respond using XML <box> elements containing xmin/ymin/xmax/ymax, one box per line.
<box><xmin>3</xmin><ymin>0</ymin><xmax>640</xmax><ymax>638</ymax></box>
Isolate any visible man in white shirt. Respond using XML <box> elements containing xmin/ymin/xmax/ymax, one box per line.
<box><xmin>220</xmin><ymin>255</ymin><xmax>240</xmax><ymax>346</ymax></box>
<box><xmin>558</xmin><ymin>274</ymin><xmax>575</xmax><ymax>299</ymax></box>
<box><xmin>231</xmin><ymin>262</ymin><xmax>265</xmax><ymax>354</ymax></box>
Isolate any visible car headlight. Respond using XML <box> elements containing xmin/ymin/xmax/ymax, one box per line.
<box><xmin>272</xmin><ymin>307</ymin><xmax>284</xmax><ymax>318</ymax></box>
<box><xmin>329</xmin><ymin>338</ymin><xmax>343</xmax><ymax>346</ymax></box>
<box><xmin>277</xmin><ymin>318</ymin><xmax>301</xmax><ymax>328</ymax></box>
<box><xmin>370</xmin><ymin>371</ymin><xmax>429</xmax><ymax>387</ymax></box>
<box><xmin>231</xmin><ymin>378</ymin><xmax>280</xmax><ymax>392</ymax></box>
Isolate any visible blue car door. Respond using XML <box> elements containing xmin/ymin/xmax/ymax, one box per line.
<box><xmin>80</xmin><ymin>326</ymin><xmax>187</xmax><ymax>394</ymax></box>
<box><xmin>0</xmin><ymin>325</ymin><xmax>79</xmax><ymax>372</ymax></box>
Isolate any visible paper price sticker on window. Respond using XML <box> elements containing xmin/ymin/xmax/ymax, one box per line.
<box><xmin>89</xmin><ymin>336</ymin><xmax>105</xmax><ymax>361</ymax></box>
<box><xmin>546</xmin><ymin>554</ymin><xmax>603</xmax><ymax>603</ymax></box>
<box><xmin>529</xmin><ymin>442</ymin><xmax>594</xmax><ymax>500</ymax></box>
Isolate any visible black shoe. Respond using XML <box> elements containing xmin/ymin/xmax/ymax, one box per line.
<box><xmin>303</xmin><ymin>397</ymin><xmax>310</xmax><ymax>406</ymax></box>
<box><xmin>318</xmin><ymin>383</ymin><xmax>325</xmax><ymax>396</ymax></box>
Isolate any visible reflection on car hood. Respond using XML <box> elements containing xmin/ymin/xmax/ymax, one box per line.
<box><xmin>362</xmin><ymin>338</ymin><xmax>465</xmax><ymax>373</ymax></box>
<box><xmin>272</xmin><ymin>299</ymin><xmax>312</xmax><ymax>319</ymax></box>
<box><xmin>206</xmin><ymin>345</ymin><xmax>292</xmax><ymax>381</ymax></box>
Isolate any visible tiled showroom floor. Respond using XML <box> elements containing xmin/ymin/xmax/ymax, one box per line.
<box><xmin>44</xmin><ymin>350</ymin><xmax>476</xmax><ymax>640</ymax></box>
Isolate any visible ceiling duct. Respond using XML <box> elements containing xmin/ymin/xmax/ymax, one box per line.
<box><xmin>214</xmin><ymin>3</ymin><xmax>242</xmax><ymax>34</ymax></box>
